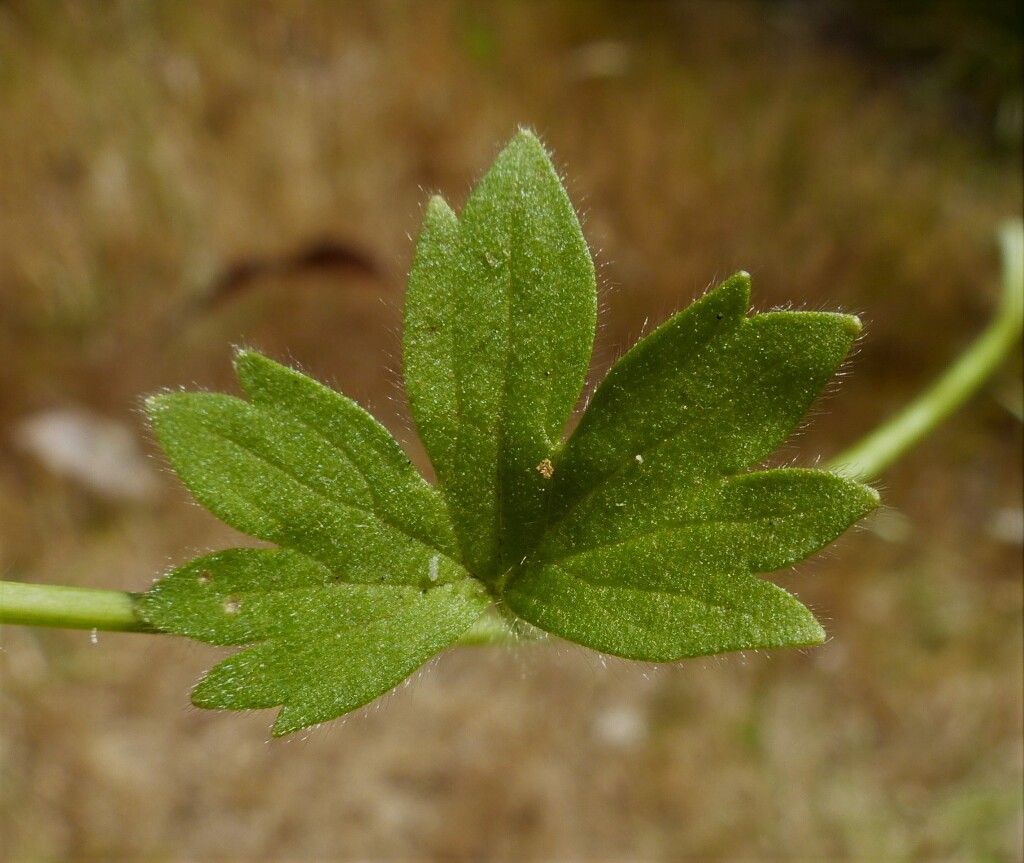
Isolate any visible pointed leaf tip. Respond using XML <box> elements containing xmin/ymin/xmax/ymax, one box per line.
<box><xmin>425</xmin><ymin>194</ymin><xmax>455</xmax><ymax>220</ymax></box>
<box><xmin>715</xmin><ymin>270</ymin><xmax>752</xmax><ymax>308</ymax></box>
<box><xmin>232</xmin><ymin>346</ymin><xmax>260</xmax><ymax>366</ymax></box>
<box><xmin>511</xmin><ymin>127</ymin><xmax>543</xmax><ymax>148</ymax></box>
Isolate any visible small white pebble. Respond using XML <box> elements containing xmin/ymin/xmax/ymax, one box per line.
<box><xmin>593</xmin><ymin>704</ymin><xmax>647</xmax><ymax>748</ymax></box>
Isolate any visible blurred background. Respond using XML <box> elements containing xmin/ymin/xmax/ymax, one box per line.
<box><xmin>1</xmin><ymin>1</ymin><xmax>1021</xmax><ymax>860</ymax></box>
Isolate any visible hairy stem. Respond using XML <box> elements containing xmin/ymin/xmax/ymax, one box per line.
<box><xmin>828</xmin><ymin>218</ymin><xmax>1023</xmax><ymax>482</ymax></box>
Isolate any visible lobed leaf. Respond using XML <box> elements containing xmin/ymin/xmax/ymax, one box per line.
<box><xmin>146</xmin><ymin>353</ymin><xmax>460</xmax><ymax>585</ymax></box>
<box><xmin>504</xmin><ymin>274</ymin><xmax>877</xmax><ymax>658</ymax></box>
<box><xmin>143</xmin><ymin>132</ymin><xmax>880</xmax><ymax>735</ymax></box>
<box><xmin>545</xmin><ymin>273</ymin><xmax>862</xmax><ymax>513</ymax></box>
<box><xmin>143</xmin><ymin>353</ymin><xmax>491</xmax><ymax>732</ymax></box>
<box><xmin>505</xmin><ymin>469</ymin><xmax>877</xmax><ymax>659</ymax></box>
<box><xmin>403</xmin><ymin>129</ymin><xmax>597</xmax><ymax>579</ymax></box>
<box><xmin>139</xmin><ymin>549</ymin><xmax>490</xmax><ymax>736</ymax></box>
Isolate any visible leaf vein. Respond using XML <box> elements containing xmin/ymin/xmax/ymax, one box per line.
<box><xmin>201</xmin><ymin>421</ymin><xmax>446</xmax><ymax>561</ymax></box>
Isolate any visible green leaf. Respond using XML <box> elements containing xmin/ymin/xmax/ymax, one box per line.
<box><xmin>503</xmin><ymin>273</ymin><xmax>878</xmax><ymax>657</ymax></box>
<box><xmin>146</xmin><ymin>352</ymin><xmax>459</xmax><ymax>583</ymax></box>
<box><xmin>403</xmin><ymin>129</ymin><xmax>597</xmax><ymax>579</ymax></box>
<box><xmin>143</xmin><ymin>352</ymin><xmax>490</xmax><ymax>734</ymax></box>
<box><xmin>138</xmin><ymin>549</ymin><xmax>489</xmax><ymax>736</ymax></box>
<box><xmin>235</xmin><ymin>350</ymin><xmax>458</xmax><ymax>560</ymax></box>
<box><xmin>142</xmin><ymin>131</ymin><xmax>878</xmax><ymax>735</ymax></box>
<box><xmin>503</xmin><ymin>566</ymin><xmax>824</xmax><ymax>662</ymax></box>
<box><xmin>505</xmin><ymin>469</ymin><xmax>877</xmax><ymax>660</ymax></box>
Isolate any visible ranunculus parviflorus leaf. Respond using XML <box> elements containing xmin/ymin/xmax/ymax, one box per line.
<box><xmin>142</xmin><ymin>130</ymin><xmax>877</xmax><ymax>736</ymax></box>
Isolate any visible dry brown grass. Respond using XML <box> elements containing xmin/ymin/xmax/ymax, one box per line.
<box><xmin>1</xmin><ymin>2</ymin><xmax>1021</xmax><ymax>860</ymax></box>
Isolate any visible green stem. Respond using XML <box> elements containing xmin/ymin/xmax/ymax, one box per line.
<box><xmin>0</xmin><ymin>581</ymin><xmax>154</xmax><ymax>633</ymax></box>
<box><xmin>828</xmin><ymin>218</ymin><xmax>1023</xmax><ymax>483</ymax></box>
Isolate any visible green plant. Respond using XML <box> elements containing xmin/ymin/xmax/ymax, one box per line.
<box><xmin>2</xmin><ymin>131</ymin><xmax>1021</xmax><ymax>737</ymax></box>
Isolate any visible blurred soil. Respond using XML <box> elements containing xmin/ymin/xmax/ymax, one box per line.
<box><xmin>0</xmin><ymin>2</ymin><xmax>1021</xmax><ymax>860</ymax></box>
